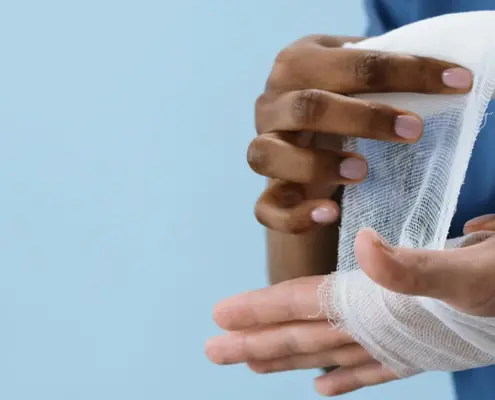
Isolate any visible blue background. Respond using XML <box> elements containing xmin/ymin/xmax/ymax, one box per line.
<box><xmin>0</xmin><ymin>1</ymin><xmax>453</xmax><ymax>399</ymax></box>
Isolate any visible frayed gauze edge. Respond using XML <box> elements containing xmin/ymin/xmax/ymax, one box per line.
<box><xmin>318</xmin><ymin>232</ymin><xmax>495</xmax><ymax>377</ymax></box>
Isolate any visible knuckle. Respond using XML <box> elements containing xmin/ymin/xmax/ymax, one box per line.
<box><xmin>240</xmin><ymin>334</ymin><xmax>255</xmax><ymax>360</ymax></box>
<box><xmin>246</xmin><ymin>137</ymin><xmax>269</xmax><ymax>173</ymax></box>
<box><xmin>284</xmin><ymin>280</ymin><xmax>300</xmax><ymax>320</ymax></box>
<box><xmin>254</xmin><ymin>93</ymin><xmax>270</xmax><ymax>134</ymax></box>
<box><xmin>291</xmin><ymin>89</ymin><xmax>327</xmax><ymax>126</ymax></box>
<box><xmin>254</xmin><ymin>203</ymin><xmax>268</xmax><ymax>227</ymax></box>
<box><xmin>304</xmin><ymin>34</ymin><xmax>340</xmax><ymax>48</ymax></box>
<box><xmin>274</xmin><ymin>46</ymin><xmax>296</xmax><ymax>66</ymax></box>
<box><xmin>354</xmin><ymin>52</ymin><xmax>391</xmax><ymax>89</ymax></box>
<box><xmin>409</xmin><ymin>254</ymin><xmax>434</xmax><ymax>293</ymax></box>
<box><xmin>254</xmin><ymin>201</ymin><xmax>276</xmax><ymax>230</ymax></box>
<box><xmin>268</xmin><ymin>47</ymin><xmax>295</xmax><ymax>88</ymax></box>
<box><xmin>285</xmin><ymin>325</ymin><xmax>302</xmax><ymax>354</ymax></box>
<box><xmin>254</xmin><ymin>183</ymin><xmax>310</xmax><ymax>234</ymax></box>
<box><xmin>269</xmin><ymin>42</ymin><xmax>311</xmax><ymax>90</ymax></box>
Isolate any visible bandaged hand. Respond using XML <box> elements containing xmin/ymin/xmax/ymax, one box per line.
<box><xmin>205</xmin><ymin>275</ymin><xmax>398</xmax><ymax>397</ymax></box>
<box><xmin>206</xmin><ymin>215</ymin><xmax>495</xmax><ymax>396</ymax></box>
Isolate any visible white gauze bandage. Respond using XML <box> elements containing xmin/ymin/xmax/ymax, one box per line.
<box><xmin>320</xmin><ymin>11</ymin><xmax>495</xmax><ymax>377</ymax></box>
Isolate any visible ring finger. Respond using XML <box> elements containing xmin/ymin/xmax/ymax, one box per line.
<box><xmin>247</xmin><ymin>343</ymin><xmax>373</xmax><ymax>373</ymax></box>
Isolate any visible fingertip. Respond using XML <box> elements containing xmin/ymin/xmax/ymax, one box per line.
<box><xmin>442</xmin><ymin>67</ymin><xmax>473</xmax><ymax>90</ymax></box>
<box><xmin>204</xmin><ymin>337</ymin><xmax>219</xmax><ymax>363</ymax></box>
<box><xmin>463</xmin><ymin>224</ymin><xmax>476</xmax><ymax>235</ymax></box>
<box><xmin>394</xmin><ymin>114</ymin><xmax>423</xmax><ymax>142</ymax></box>
<box><xmin>314</xmin><ymin>374</ymin><xmax>341</xmax><ymax>397</ymax></box>
<box><xmin>354</xmin><ymin>228</ymin><xmax>397</xmax><ymax>285</ymax></box>
<box><xmin>205</xmin><ymin>334</ymin><xmax>241</xmax><ymax>365</ymax></box>
<box><xmin>212</xmin><ymin>301</ymin><xmax>235</xmax><ymax>330</ymax></box>
<box><xmin>463</xmin><ymin>214</ymin><xmax>495</xmax><ymax>234</ymax></box>
<box><xmin>355</xmin><ymin>228</ymin><xmax>392</xmax><ymax>256</ymax></box>
<box><xmin>339</xmin><ymin>157</ymin><xmax>368</xmax><ymax>181</ymax></box>
<box><xmin>311</xmin><ymin>203</ymin><xmax>340</xmax><ymax>225</ymax></box>
<box><xmin>354</xmin><ymin>228</ymin><xmax>379</xmax><ymax>271</ymax></box>
<box><xmin>355</xmin><ymin>227</ymin><xmax>376</xmax><ymax>242</ymax></box>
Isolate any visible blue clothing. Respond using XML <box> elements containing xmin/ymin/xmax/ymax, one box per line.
<box><xmin>364</xmin><ymin>1</ymin><xmax>495</xmax><ymax>399</ymax></box>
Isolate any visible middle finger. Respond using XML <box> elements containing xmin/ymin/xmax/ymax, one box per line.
<box><xmin>205</xmin><ymin>320</ymin><xmax>353</xmax><ymax>365</ymax></box>
<box><xmin>256</xmin><ymin>90</ymin><xmax>423</xmax><ymax>143</ymax></box>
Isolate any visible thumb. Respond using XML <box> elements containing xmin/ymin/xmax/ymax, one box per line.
<box><xmin>354</xmin><ymin>228</ymin><xmax>490</xmax><ymax>307</ymax></box>
<box><xmin>464</xmin><ymin>214</ymin><xmax>495</xmax><ymax>234</ymax></box>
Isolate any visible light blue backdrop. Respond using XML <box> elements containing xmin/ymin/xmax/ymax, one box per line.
<box><xmin>0</xmin><ymin>1</ymin><xmax>454</xmax><ymax>399</ymax></box>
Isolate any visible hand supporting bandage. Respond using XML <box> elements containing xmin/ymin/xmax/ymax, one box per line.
<box><xmin>326</xmin><ymin>11</ymin><xmax>495</xmax><ymax>377</ymax></box>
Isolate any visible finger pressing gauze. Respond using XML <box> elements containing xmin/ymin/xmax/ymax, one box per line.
<box><xmin>266</xmin><ymin>41</ymin><xmax>466</xmax><ymax>95</ymax></box>
<box><xmin>255</xmin><ymin>90</ymin><xmax>423</xmax><ymax>142</ymax></box>
<box><xmin>247</xmin><ymin>133</ymin><xmax>367</xmax><ymax>184</ymax></box>
<box><xmin>319</xmin><ymin>11</ymin><xmax>495</xmax><ymax>377</ymax></box>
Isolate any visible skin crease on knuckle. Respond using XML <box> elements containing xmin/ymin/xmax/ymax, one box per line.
<box><xmin>254</xmin><ymin>93</ymin><xmax>270</xmax><ymax>134</ymax></box>
<box><xmin>350</xmin><ymin>51</ymin><xmax>449</xmax><ymax>94</ymax></box>
<box><xmin>246</xmin><ymin>137</ymin><xmax>270</xmax><ymax>176</ymax></box>
<box><xmin>268</xmin><ymin>47</ymin><xmax>301</xmax><ymax>91</ymax></box>
<box><xmin>247</xmin><ymin>134</ymin><xmax>311</xmax><ymax>183</ymax></box>
<box><xmin>353</xmin><ymin>52</ymin><xmax>393</xmax><ymax>90</ymax></box>
<box><xmin>290</xmin><ymin>89</ymin><xmax>328</xmax><ymax>128</ymax></box>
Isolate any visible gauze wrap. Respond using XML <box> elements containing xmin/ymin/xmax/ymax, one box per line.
<box><xmin>320</xmin><ymin>11</ymin><xmax>495</xmax><ymax>377</ymax></box>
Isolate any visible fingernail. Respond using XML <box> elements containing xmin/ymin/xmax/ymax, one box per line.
<box><xmin>311</xmin><ymin>206</ymin><xmax>337</xmax><ymax>224</ymax></box>
<box><xmin>442</xmin><ymin>68</ymin><xmax>473</xmax><ymax>89</ymax></box>
<box><xmin>339</xmin><ymin>157</ymin><xmax>367</xmax><ymax>180</ymax></box>
<box><xmin>372</xmin><ymin>231</ymin><xmax>393</xmax><ymax>252</ymax></box>
<box><xmin>465</xmin><ymin>214</ymin><xmax>495</xmax><ymax>227</ymax></box>
<box><xmin>394</xmin><ymin>115</ymin><xmax>423</xmax><ymax>140</ymax></box>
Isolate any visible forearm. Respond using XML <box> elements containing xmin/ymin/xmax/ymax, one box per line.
<box><xmin>267</xmin><ymin>225</ymin><xmax>339</xmax><ymax>284</ymax></box>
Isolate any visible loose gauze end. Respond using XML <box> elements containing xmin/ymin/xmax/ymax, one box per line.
<box><xmin>319</xmin><ymin>11</ymin><xmax>495</xmax><ymax>377</ymax></box>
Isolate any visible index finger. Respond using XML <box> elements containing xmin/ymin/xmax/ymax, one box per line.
<box><xmin>213</xmin><ymin>276</ymin><xmax>326</xmax><ymax>331</ymax></box>
<box><xmin>268</xmin><ymin>46</ymin><xmax>472</xmax><ymax>95</ymax></box>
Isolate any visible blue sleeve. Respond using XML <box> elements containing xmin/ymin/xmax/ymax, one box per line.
<box><xmin>363</xmin><ymin>0</ymin><xmax>399</xmax><ymax>36</ymax></box>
